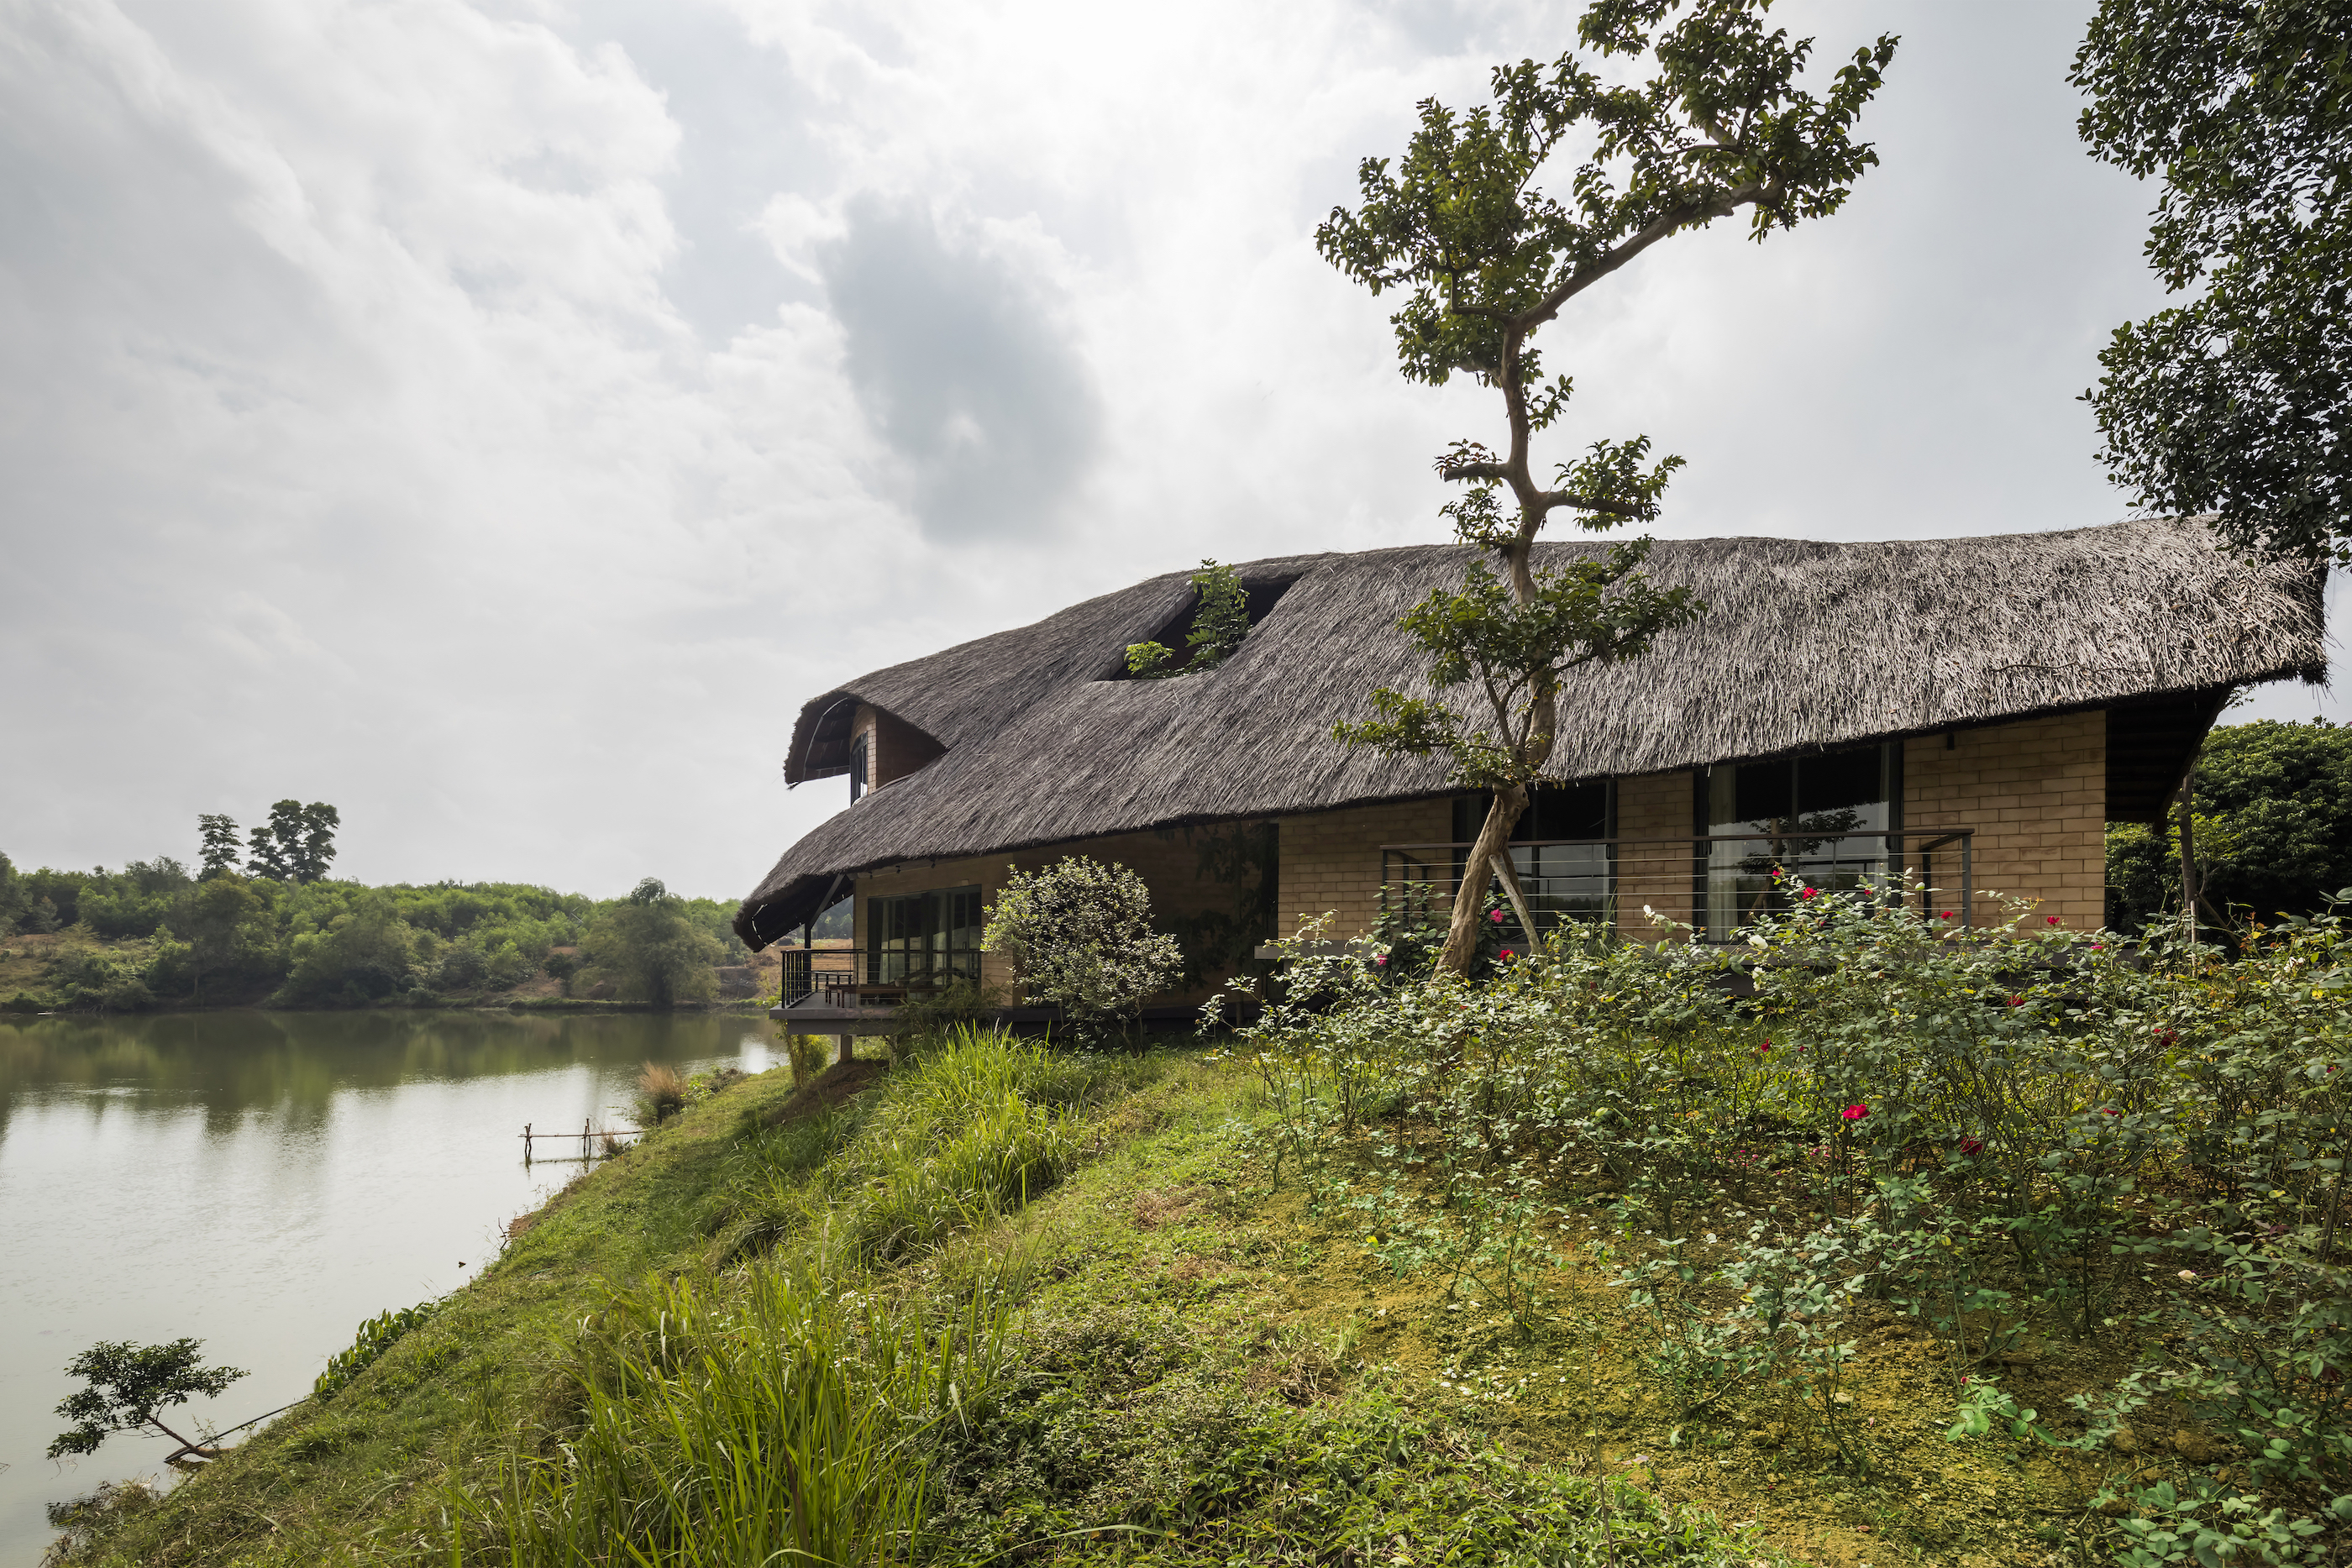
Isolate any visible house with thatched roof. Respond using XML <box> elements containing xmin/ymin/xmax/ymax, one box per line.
<box><xmin>738</xmin><ymin>516</ymin><xmax>2323</xmax><ymax>1027</ymax></box>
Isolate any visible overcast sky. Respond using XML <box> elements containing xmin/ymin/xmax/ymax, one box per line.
<box><xmin>1</xmin><ymin>0</ymin><xmax>2341</xmax><ymax>900</ymax></box>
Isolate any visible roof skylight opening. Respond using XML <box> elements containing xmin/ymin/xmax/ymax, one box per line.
<box><xmin>1109</xmin><ymin>561</ymin><xmax>1301</xmax><ymax>681</ymax></box>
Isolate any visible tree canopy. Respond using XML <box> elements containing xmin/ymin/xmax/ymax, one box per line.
<box><xmin>1318</xmin><ymin>0</ymin><xmax>1896</xmax><ymax>972</ymax></box>
<box><xmin>2071</xmin><ymin>0</ymin><xmax>2352</xmax><ymax>563</ymax></box>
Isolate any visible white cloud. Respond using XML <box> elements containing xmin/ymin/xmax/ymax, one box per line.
<box><xmin>0</xmin><ymin>0</ymin><xmax>2337</xmax><ymax>900</ymax></box>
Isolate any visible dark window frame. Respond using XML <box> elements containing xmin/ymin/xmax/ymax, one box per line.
<box><xmin>848</xmin><ymin>732</ymin><xmax>869</xmax><ymax>803</ymax></box>
<box><xmin>867</xmin><ymin>885</ymin><xmax>984</xmax><ymax>986</ymax></box>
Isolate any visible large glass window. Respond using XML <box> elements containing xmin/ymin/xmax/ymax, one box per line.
<box><xmin>1698</xmin><ymin>744</ymin><xmax>1900</xmax><ymax>939</ymax></box>
<box><xmin>1452</xmin><ymin>781</ymin><xmax>1615</xmax><ymax>928</ymax></box>
<box><xmin>869</xmin><ymin>886</ymin><xmax>983</xmax><ymax>985</ymax></box>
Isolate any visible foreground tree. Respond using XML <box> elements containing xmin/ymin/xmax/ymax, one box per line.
<box><xmin>50</xmin><ymin>1339</ymin><xmax>247</xmax><ymax>1465</ymax></box>
<box><xmin>1318</xmin><ymin>0</ymin><xmax>1898</xmax><ymax>973</ymax></box>
<box><xmin>2071</xmin><ymin>0</ymin><xmax>2352</xmax><ymax>564</ymax></box>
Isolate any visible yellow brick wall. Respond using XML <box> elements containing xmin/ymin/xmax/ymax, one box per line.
<box><xmin>1615</xmin><ymin>769</ymin><xmax>1697</xmax><ymax>941</ymax></box>
<box><xmin>1272</xmin><ymin>797</ymin><xmax>1452</xmax><ymax>941</ymax></box>
<box><xmin>1903</xmin><ymin>710</ymin><xmax>2107</xmax><ymax>931</ymax></box>
<box><xmin>849</xmin><ymin>704</ymin><xmax>943</xmax><ymax>793</ymax></box>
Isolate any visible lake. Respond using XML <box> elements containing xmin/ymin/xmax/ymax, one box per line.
<box><xmin>0</xmin><ymin>1008</ymin><xmax>782</xmax><ymax>1566</ymax></box>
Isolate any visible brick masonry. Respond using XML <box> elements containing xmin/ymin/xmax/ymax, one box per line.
<box><xmin>1903</xmin><ymin>709</ymin><xmax>2107</xmax><ymax>931</ymax></box>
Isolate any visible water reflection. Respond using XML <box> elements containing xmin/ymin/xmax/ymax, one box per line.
<box><xmin>0</xmin><ymin>1009</ymin><xmax>778</xmax><ymax>1567</ymax></box>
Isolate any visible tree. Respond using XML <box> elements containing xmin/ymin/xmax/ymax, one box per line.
<box><xmin>982</xmin><ymin>857</ymin><xmax>1183</xmax><ymax>1039</ymax></box>
<box><xmin>197</xmin><ymin>815</ymin><xmax>242</xmax><ymax>878</ymax></box>
<box><xmin>50</xmin><ymin>1339</ymin><xmax>248</xmax><ymax>1463</ymax></box>
<box><xmin>1316</xmin><ymin>0</ymin><xmax>1897</xmax><ymax>973</ymax></box>
<box><xmin>2071</xmin><ymin>1</ymin><xmax>2352</xmax><ymax>564</ymax></box>
<box><xmin>579</xmin><ymin>878</ymin><xmax>722</xmax><ymax>1005</ymax></box>
<box><xmin>2108</xmin><ymin>719</ymin><xmax>2352</xmax><ymax>931</ymax></box>
<box><xmin>246</xmin><ymin>801</ymin><xmax>339</xmax><ymax>884</ymax></box>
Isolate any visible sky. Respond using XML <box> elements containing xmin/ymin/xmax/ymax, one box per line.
<box><xmin>1</xmin><ymin>0</ymin><xmax>2342</xmax><ymax>901</ymax></box>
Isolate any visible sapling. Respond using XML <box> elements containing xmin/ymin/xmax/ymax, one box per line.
<box><xmin>50</xmin><ymin>1339</ymin><xmax>249</xmax><ymax>1463</ymax></box>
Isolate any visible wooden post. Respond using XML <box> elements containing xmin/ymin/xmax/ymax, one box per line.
<box><xmin>835</xmin><ymin>1032</ymin><xmax>853</xmax><ymax>1067</ymax></box>
<box><xmin>523</xmin><ymin>1122</ymin><xmax>533</xmax><ymax>1162</ymax></box>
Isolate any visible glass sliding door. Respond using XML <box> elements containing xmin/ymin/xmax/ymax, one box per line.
<box><xmin>1698</xmin><ymin>744</ymin><xmax>1899</xmax><ymax>940</ymax></box>
<box><xmin>869</xmin><ymin>886</ymin><xmax>984</xmax><ymax>985</ymax></box>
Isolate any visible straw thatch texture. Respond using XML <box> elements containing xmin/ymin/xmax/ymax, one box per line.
<box><xmin>739</xmin><ymin>517</ymin><xmax>2323</xmax><ymax>946</ymax></box>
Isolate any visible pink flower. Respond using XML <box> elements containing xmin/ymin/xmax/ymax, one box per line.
<box><xmin>1500</xmin><ymin>949</ymin><xmax>1515</xmax><ymax>960</ymax></box>
<box><xmin>1940</xmin><ymin>910</ymin><xmax>1954</xmax><ymax>920</ymax></box>
<box><xmin>1489</xmin><ymin>909</ymin><xmax>1504</xmax><ymax>924</ymax></box>
<box><xmin>1959</xmin><ymin>1136</ymin><xmax>1984</xmax><ymax>1156</ymax></box>
<box><xmin>1374</xmin><ymin>954</ymin><xmax>1389</xmax><ymax>967</ymax></box>
<box><xmin>1800</xmin><ymin>886</ymin><xmax>1818</xmax><ymax>899</ymax></box>
<box><xmin>2046</xmin><ymin>915</ymin><xmax>2061</xmax><ymax>926</ymax></box>
<box><xmin>2101</xmin><ymin>1107</ymin><xmax>2118</xmax><ymax>1116</ymax></box>
<box><xmin>1841</xmin><ymin>1104</ymin><xmax>1869</xmax><ymax>1122</ymax></box>
<box><xmin>2008</xmin><ymin>995</ymin><xmax>2025</xmax><ymax>1006</ymax></box>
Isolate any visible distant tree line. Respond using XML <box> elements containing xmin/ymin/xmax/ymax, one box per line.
<box><xmin>0</xmin><ymin>816</ymin><xmax>744</xmax><ymax>1011</ymax></box>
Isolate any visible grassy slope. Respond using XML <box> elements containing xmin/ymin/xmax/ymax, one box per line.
<box><xmin>62</xmin><ymin>1049</ymin><xmax>2103</xmax><ymax>1568</ymax></box>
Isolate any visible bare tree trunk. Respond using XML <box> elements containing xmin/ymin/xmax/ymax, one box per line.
<box><xmin>1440</xmin><ymin>784</ymin><xmax>1528</xmax><ymax>973</ymax></box>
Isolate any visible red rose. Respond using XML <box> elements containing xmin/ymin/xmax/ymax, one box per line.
<box><xmin>1841</xmin><ymin>1104</ymin><xmax>1868</xmax><ymax>1122</ymax></box>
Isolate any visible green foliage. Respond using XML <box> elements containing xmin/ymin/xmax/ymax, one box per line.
<box><xmin>2071</xmin><ymin>0</ymin><xmax>2352</xmax><ymax>563</ymax></box>
<box><xmin>1311</xmin><ymin>0</ymin><xmax>1888</xmax><ymax>965</ymax></box>
<box><xmin>50</xmin><ymin>1339</ymin><xmax>249</xmax><ymax>1459</ymax></box>
<box><xmin>279</xmin><ymin>891</ymin><xmax>416</xmax><ymax>1005</ymax></box>
<box><xmin>578</xmin><ymin>878</ymin><xmax>724</xmax><ymax>1004</ymax></box>
<box><xmin>1227</xmin><ymin>878</ymin><xmax>2352</xmax><ymax>1519</ymax></box>
<box><xmin>197</xmin><ymin>815</ymin><xmax>241</xmax><ymax>878</ymax></box>
<box><xmin>2108</xmin><ymin>720</ymin><xmax>2352</xmax><ymax>931</ymax></box>
<box><xmin>983</xmin><ymin>857</ymin><xmax>1184</xmax><ymax>1037</ymax></box>
<box><xmin>1334</xmin><ymin>548</ymin><xmax>1704</xmax><ymax>789</ymax></box>
<box><xmin>1126</xmin><ymin>559</ymin><xmax>1253</xmax><ymax>679</ymax></box>
<box><xmin>246</xmin><ymin>800</ymin><xmax>339</xmax><ymax>884</ymax></box>
<box><xmin>314</xmin><ymin>1304</ymin><xmax>441</xmax><ymax>1403</ymax></box>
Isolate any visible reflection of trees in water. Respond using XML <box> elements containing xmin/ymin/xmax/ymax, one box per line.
<box><xmin>0</xmin><ymin>1012</ymin><xmax>754</xmax><ymax>1133</ymax></box>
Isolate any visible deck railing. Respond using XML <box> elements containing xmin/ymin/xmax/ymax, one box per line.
<box><xmin>1379</xmin><ymin>827</ymin><xmax>1974</xmax><ymax>941</ymax></box>
<box><xmin>776</xmin><ymin>948</ymin><xmax>982</xmax><ymax>1008</ymax></box>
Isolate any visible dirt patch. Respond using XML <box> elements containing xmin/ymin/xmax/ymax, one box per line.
<box><xmin>750</xmin><ymin>1057</ymin><xmax>889</xmax><ymax>1128</ymax></box>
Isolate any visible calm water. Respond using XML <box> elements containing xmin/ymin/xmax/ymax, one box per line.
<box><xmin>0</xmin><ymin>1009</ymin><xmax>782</xmax><ymax>1565</ymax></box>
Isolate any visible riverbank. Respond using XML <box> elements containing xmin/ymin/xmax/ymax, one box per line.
<box><xmin>43</xmin><ymin>1030</ymin><xmax>2139</xmax><ymax>1568</ymax></box>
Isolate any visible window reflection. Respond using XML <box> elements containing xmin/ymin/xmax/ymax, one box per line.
<box><xmin>1451</xmin><ymin>782</ymin><xmax>1615</xmax><ymax>930</ymax></box>
<box><xmin>1699</xmin><ymin>744</ymin><xmax>1898</xmax><ymax>940</ymax></box>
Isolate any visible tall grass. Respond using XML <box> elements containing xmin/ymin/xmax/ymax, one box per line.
<box><xmin>716</xmin><ymin>1027</ymin><xmax>1125</xmax><ymax>1268</ymax></box>
<box><xmin>452</xmin><ymin>1266</ymin><xmax>1015</xmax><ymax>1567</ymax></box>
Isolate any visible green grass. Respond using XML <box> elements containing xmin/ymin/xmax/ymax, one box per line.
<box><xmin>54</xmin><ymin>1034</ymin><xmax>1777</xmax><ymax>1568</ymax></box>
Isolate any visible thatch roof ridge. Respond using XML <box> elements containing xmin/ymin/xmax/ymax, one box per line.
<box><xmin>738</xmin><ymin>517</ymin><xmax>2324</xmax><ymax>945</ymax></box>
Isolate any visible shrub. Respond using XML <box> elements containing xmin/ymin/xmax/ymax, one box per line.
<box><xmin>634</xmin><ymin>1062</ymin><xmax>687</xmax><ymax>1125</ymax></box>
<box><xmin>982</xmin><ymin>857</ymin><xmax>1181</xmax><ymax>1039</ymax></box>
<box><xmin>578</xmin><ymin>878</ymin><xmax>722</xmax><ymax>1005</ymax></box>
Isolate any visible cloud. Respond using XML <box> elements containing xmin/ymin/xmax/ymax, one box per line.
<box><xmin>816</xmin><ymin>197</ymin><xmax>1104</xmax><ymax>543</ymax></box>
<box><xmin>0</xmin><ymin>0</ymin><xmax>2339</xmax><ymax>909</ymax></box>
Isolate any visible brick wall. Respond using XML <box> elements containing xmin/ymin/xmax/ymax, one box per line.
<box><xmin>1904</xmin><ymin>710</ymin><xmax>2106</xmax><ymax>930</ymax></box>
<box><xmin>1272</xmin><ymin>797</ymin><xmax>1452</xmax><ymax>941</ymax></box>
<box><xmin>1615</xmin><ymin>769</ymin><xmax>1697</xmax><ymax>941</ymax></box>
<box><xmin>849</xmin><ymin>704</ymin><xmax>946</xmax><ymax>794</ymax></box>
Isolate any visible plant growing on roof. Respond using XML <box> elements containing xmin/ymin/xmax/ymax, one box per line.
<box><xmin>1125</xmin><ymin>559</ymin><xmax>1251</xmax><ymax>678</ymax></box>
<box><xmin>1318</xmin><ymin>0</ymin><xmax>1897</xmax><ymax>974</ymax></box>
<box><xmin>982</xmin><ymin>856</ymin><xmax>1182</xmax><ymax>1040</ymax></box>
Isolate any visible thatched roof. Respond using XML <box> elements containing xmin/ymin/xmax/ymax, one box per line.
<box><xmin>738</xmin><ymin>517</ymin><xmax>2325</xmax><ymax>946</ymax></box>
